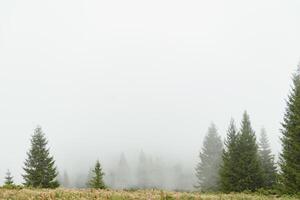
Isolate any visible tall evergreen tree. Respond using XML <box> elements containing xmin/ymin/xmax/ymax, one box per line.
<box><xmin>87</xmin><ymin>160</ymin><xmax>106</xmax><ymax>189</ymax></box>
<box><xmin>115</xmin><ymin>153</ymin><xmax>131</xmax><ymax>189</ymax></box>
<box><xmin>62</xmin><ymin>170</ymin><xmax>70</xmax><ymax>188</ymax></box>
<box><xmin>280</xmin><ymin>65</ymin><xmax>300</xmax><ymax>193</ymax></box>
<box><xmin>220</xmin><ymin>119</ymin><xmax>239</xmax><ymax>192</ymax></box>
<box><xmin>23</xmin><ymin>126</ymin><xmax>59</xmax><ymax>188</ymax></box>
<box><xmin>234</xmin><ymin>112</ymin><xmax>263</xmax><ymax>191</ymax></box>
<box><xmin>258</xmin><ymin>128</ymin><xmax>277</xmax><ymax>189</ymax></box>
<box><xmin>151</xmin><ymin>157</ymin><xmax>165</xmax><ymax>189</ymax></box>
<box><xmin>136</xmin><ymin>151</ymin><xmax>149</xmax><ymax>189</ymax></box>
<box><xmin>4</xmin><ymin>170</ymin><xmax>14</xmax><ymax>186</ymax></box>
<box><xmin>195</xmin><ymin>123</ymin><xmax>223</xmax><ymax>191</ymax></box>
<box><xmin>173</xmin><ymin>163</ymin><xmax>187</xmax><ymax>190</ymax></box>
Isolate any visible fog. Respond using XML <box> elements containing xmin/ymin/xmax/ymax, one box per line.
<box><xmin>0</xmin><ymin>0</ymin><xmax>299</xmax><ymax>189</ymax></box>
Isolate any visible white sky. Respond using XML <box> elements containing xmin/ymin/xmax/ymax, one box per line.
<box><xmin>0</xmin><ymin>0</ymin><xmax>299</xmax><ymax>183</ymax></box>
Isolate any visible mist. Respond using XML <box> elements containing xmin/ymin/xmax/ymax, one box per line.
<box><xmin>0</xmin><ymin>0</ymin><xmax>299</xmax><ymax>190</ymax></box>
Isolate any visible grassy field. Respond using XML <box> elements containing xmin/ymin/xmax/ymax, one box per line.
<box><xmin>0</xmin><ymin>189</ymin><xmax>298</xmax><ymax>200</ymax></box>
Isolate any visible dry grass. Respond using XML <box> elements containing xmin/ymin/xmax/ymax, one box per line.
<box><xmin>0</xmin><ymin>188</ymin><xmax>297</xmax><ymax>200</ymax></box>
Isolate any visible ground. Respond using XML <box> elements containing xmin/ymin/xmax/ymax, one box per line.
<box><xmin>0</xmin><ymin>189</ymin><xmax>298</xmax><ymax>200</ymax></box>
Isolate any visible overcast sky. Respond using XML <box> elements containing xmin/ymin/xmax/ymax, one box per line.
<box><xmin>0</xmin><ymin>0</ymin><xmax>299</xmax><ymax>184</ymax></box>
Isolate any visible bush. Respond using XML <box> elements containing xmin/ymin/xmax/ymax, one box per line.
<box><xmin>1</xmin><ymin>184</ymin><xmax>23</xmax><ymax>190</ymax></box>
<box><xmin>256</xmin><ymin>188</ymin><xmax>279</xmax><ymax>196</ymax></box>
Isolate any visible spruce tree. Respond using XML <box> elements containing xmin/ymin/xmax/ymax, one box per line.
<box><xmin>280</xmin><ymin>66</ymin><xmax>300</xmax><ymax>193</ymax></box>
<box><xmin>234</xmin><ymin>112</ymin><xmax>263</xmax><ymax>191</ymax></box>
<box><xmin>23</xmin><ymin>126</ymin><xmax>59</xmax><ymax>188</ymax></box>
<box><xmin>220</xmin><ymin>119</ymin><xmax>239</xmax><ymax>192</ymax></box>
<box><xmin>87</xmin><ymin>160</ymin><xmax>106</xmax><ymax>189</ymax></box>
<box><xmin>173</xmin><ymin>163</ymin><xmax>186</xmax><ymax>190</ymax></box>
<box><xmin>258</xmin><ymin>128</ymin><xmax>277</xmax><ymax>189</ymax></box>
<box><xmin>62</xmin><ymin>170</ymin><xmax>70</xmax><ymax>188</ymax></box>
<box><xmin>115</xmin><ymin>153</ymin><xmax>131</xmax><ymax>189</ymax></box>
<box><xmin>4</xmin><ymin>170</ymin><xmax>14</xmax><ymax>186</ymax></box>
<box><xmin>137</xmin><ymin>151</ymin><xmax>149</xmax><ymax>189</ymax></box>
<box><xmin>195</xmin><ymin>123</ymin><xmax>223</xmax><ymax>191</ymax></box>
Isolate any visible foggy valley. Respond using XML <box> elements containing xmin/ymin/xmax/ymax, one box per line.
<box><xmin>0</xmin><ymin>0</ymin><xmax>300</xmax><ymax>199</ymax></box>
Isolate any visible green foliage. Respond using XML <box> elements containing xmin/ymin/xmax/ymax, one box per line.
<box><xmin>4</xmin><ymin>170</ymin><xmax>14</xmax><ymax>186</ymax></box>
<box><xmin>87</xmin><ymin>160</ymin><xmax>106</xmax><ymax>189</ymax></box>
<box><xmin>280</xmin><ymin>66</ymin><xmax>300</xmax><ymax>194</ymax></box>
<box><xmin>1</xmin><ymin>184</ymin><xmax>23</xmax><ymax>190</ymax></box>
<box><xmin>256</xmin><ymin>188</ymin><xmax>280</xmax><ymax>196</ymax></box>
<box><xmin>258</xmin><ymin>128</ymin><xmax>277</xmax><ymax>189</ymax></box>
<box><xmin>234</xmin><ymin>112</ymin><xmax>263</xmax><ymax>192</ymax></box>
<box><xmin>22</xmin><ymin>126</ymin><xmax>59</xmax><ymax>188</ymax></box>
<box><xmin>220</xmin><ymin>113</ymin><xmax>263</xmax><ymax>192</ymax></box>
<box><xmin>220</xmin><ymin>119</ymin><xmax>239</xmax><ymax>192</ymax></box>
<box><xmin>160</xmin><ymin>191</ymin><xmax>181</xmax><ymax>200</ymax></box>
<box><xmin>195</xmin><ymin>123</ymin><xmax>223</xmax><ymax>192</ymax></box>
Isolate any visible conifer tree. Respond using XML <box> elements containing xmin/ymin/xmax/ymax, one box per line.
<box><xmin>62</xmin><ymin>170</ymin><xmax>70</xmax><ymax>188</ymax></box>
<box><xmin>137</xmin><ymin>151</ymin><xmax>149</xmax><ymax>189</ymax></box>
<box><xmin>195</xmin><ymin>123</ymin><xmax>223</xmax><ymax>191</ymax></box>
<box><xmin>173</xmin><ymin>163</ymin><xmax>186</xmax><ymax>190</ymax></box>
<box><xmin>115</xmin><ymin>153</ymin><xmax>131</xmax><ymax>189</ymax></box>
<box><xmin>219</xmin><ymin>119</ymin><xmax>239</xmax><ymax>192</ymax></box>
<box><xmin>87</xmin><ymin>160</ymin><xmax>106</xmax><ymax>189</ymax></box>
<box><xmin>23</xmin><ymin>126</ymin><xmax>59</xmax><ymax>188</ymax></box>
<box><xmin>234</xmin><ymin>112</ymin><xmax>263</xmax><ymax>191</ymax></box>
<box><xmin>4</xmin><ymin>170</ymin><xmax>14</xmax><ymax>186</ymax></box>
<box><xmin>258</xmin><ymin>128</ymin><xmax>277</xmax><ymax>189</ymax></box>
<box><xmin>280</xmin><ymin>66</ymin><xmax>300</xmax><ymax>193</ymax></box>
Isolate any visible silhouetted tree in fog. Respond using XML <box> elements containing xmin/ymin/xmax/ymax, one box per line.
<box><xmin>173</xmin><ymin>164</ymin><xmax>186</xmax><ymax>190</ymax></box>
<box><xmin>151</xmin><ymin>157</ymin><xmax>165</xmax><ymax>189</ymax></box>
<box><xmin>115</xmin><ymin>153</ymin><xmax>131</xmax><ymax>189</ymax></box>
<box><xmin>62</xmin><ymin>170</ymin><xmax>71</xmax><ymax>188</ymax></box>
<box><xmin>4</xmin><ymin>170</ymin><xmax>14</xmax><ymax>186</ymax></box>
<box><xmin>106</xmin><ymin>171</ymin><xmax>116</xmax><ymax>188</ymax></box>
<box><xmin>258</xmin><ymin>128</ymin><xmax>277</xmax><ymax>189</ymax></box>
<box><xmin>136</xmin><ymin>151</ymin><xmax>149</xmax><ymax>189</ymax></box>
<box><xmin>23</xmin><ymin>126</ymin><xmax>59</xmax><ymax>188</ymax></box>
<box><xmin>74</xmin><ymin>173</ymin><xmax>89</xmax><ymax>188</ymax></box>
<box><xmin>195</xmin><ymin>123</ymin><xmax>223</xmax><ymax>191</ymax></box>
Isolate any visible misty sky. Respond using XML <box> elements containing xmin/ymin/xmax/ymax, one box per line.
<box><xmin>0</xmin><ymin>0</ymin><xmax>300</xmax><ymax>184</ymax></box>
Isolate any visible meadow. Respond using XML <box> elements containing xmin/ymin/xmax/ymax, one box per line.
<box><xmin>0</xmin><ymin>189</ymin><xmax>298</xmax><ymax>200</ymax></box>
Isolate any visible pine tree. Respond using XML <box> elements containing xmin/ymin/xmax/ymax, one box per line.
<box><xmin>4</xmin><ymin>170</ymin><xmax>14</xmax><ymax>186</ymax></box>
<box><xmin>137</xmin><ymin>151</ymin><xmax>149</xmax><ymax>189</ymax></box>
<box><xmin>258</xmin><ymin>128</ymin><xmax>277</xmax><ymax>189</ymax></box>
<box><xmin>87</xmin><ymin>160</ymin><xmax>106</xmax><ymax>189</ymax></box>
<box><xmin>280</xmin><ymin>65</ymin><xmax>300</xmax><ymax>194</ymax></box>
<box><xmin>62</xmin><ymin>170</ymin><xmax>70</xmax><ymax>188</ymax></box>
<box><xmin>220</xmin><ymin>119</ymin><xmax>239</xmax><ymax>192</ymax></box>
<box><xmin>115</xmin><ymin>153</ymin><xmax>131</xmax><ymax>189</ymax></box>
<box><xmin>234</xmin><ymin>112</ymin><xmax>263</xmax><ymax>192</ymax></box>
<box><xmin>106</xmin><ymin>171</ymin><xmax>116</xmax><ymax>188</ymax></box>
<box><xmin>23</xmin><ymin>126</ymin><xmax>59</xmax><ymax>188</ymax></box>
<box><xmin>151</xmin><ymin>157</ymin><xmax>165</xmax><ymax>189</ymax></box>
<box><xmin>173</xmin><ymin>163</ymin><xmax>186</xmax><ymax>190</ymax></box>
<box><xmin>195</xmin><ymin>123</ymin><xmax>223</xmax><ymax>191</ymax></box>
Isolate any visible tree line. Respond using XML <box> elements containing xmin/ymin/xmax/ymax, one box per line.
<box><xmin>58</xmin><ymin>151</ymin><xmax>192</xmax><ymax>190</ymax></box>
<box><xmin>195</xmin><ymin>113</ymin><xmax>276</xmax><ymax>192</ymax></box>
<box><xmin>1</xmin><ymin>66</ymin><xmax>300</xmax><ymax>194</ymax></box>
<box><xmin>3</xmin><ymin>126</ymin><xmax>192</xmax><ymax>190</ymax></box>
<box><xmin>195</xmin><ymin>66</ymin><xmax>300</xmax><ymax>194</ymax></box>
